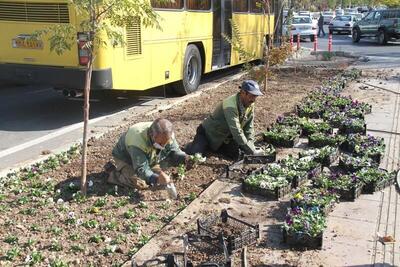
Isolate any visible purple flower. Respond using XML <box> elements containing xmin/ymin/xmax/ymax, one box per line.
<box><xmin>292</xmin><ymin>206</ymin><xmax>302</xmax><ymax>215</ymax></box>
<box><xmin>285</xmin><ymin>215</ymin><xmax>293</xmax><ymax>225</ymax></box>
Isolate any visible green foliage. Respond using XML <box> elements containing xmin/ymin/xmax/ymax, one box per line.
<box><xmin>71</xmin><ymin>244</ymin><xmax>85</xmax><ymax>253</ymax></box>
<box><xmin>94</xmin><ymin>197</ymin><xmax>108</xmax><ymax>207</ymax></box>
<box><xmin>4</xmin><ymin>235</ymin><xmax>18</xmax><ymax>245</ymax></box>
<box><xmin>49</xmin><ymin>258</ymin><xmax>70</xmax><ymax>267</ymax></box>
<box><xmin>28</xmin><ymin>251</ymin><xmax>44</xmax><ymax>265</ymax></box>
<box><xmin>89</xmin><ymin>234</ymin><xmax>103</xmax><ymax>243</ymax></box>
<box><xmin>69</xmin><ymin>233</ymin><xmax>81</xmax><ymax>241</ymax></box>
<box><xmin>123</xmin><ymin>209</ymin><xmax>136</xmax><ymax>219</ymax></box>
<box><xmin>49</xmin><ymin>240</ymin><xmax>63</xmax><ymax>251</ymax></box>
<box><xmin>82</xmin><ymin>219</ymin><xmax>99</xmax><ymax>229</ymax></box>
<box><xmin>5</xmin><ymin>247</ymin><xmax>20</xmax><ymax>261</ymax></box>
<box><xmin>127</xmin><ymin>223</ymin><xmax>141</xmax><ymax>234</ymax></box>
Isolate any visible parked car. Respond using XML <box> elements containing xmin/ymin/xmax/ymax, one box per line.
<box><xmin>329</xmin><ymin>15</ymin><xmax>358</xmax><ymax>34</ymax></box>
<box><xmin>283</xmin><ymin>16</ymin><xmax>317</xmax><ymax>42</ymax></box>
<box><xmin>322</xmin><ymin>11</ymin><xmax>335</xmax><ymax>24</ymax></box>
<box><xmin>352</xmin><ymin>9</ymin><xmax>400</xmax><ymax>45</ymax></box>
<box><xmin>336</xmin><ymin>9</ymin><xmax>345</xmax><ymax>16</ymax></box>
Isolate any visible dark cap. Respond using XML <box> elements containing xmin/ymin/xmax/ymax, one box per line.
<box><xmin>239</xmin><ymin>80</ymin><xmax>263</xmax><ymax>96</ymax></box>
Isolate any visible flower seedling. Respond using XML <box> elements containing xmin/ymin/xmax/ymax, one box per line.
<box><xmin>28</xmin><ymin>251</ymin><xmax>44</xmax><ymax>265</ymax></box>
<box><xmin>4</xmin><ymin>235</ymin><xmax>18</xmax><ymax>245</ymax></box>
<box><xmin>291</xmin><ymin>187</ymin><xmax>339</xmax><ymax>213</ymax></box>
<box><xmin>49</xmin><ymin>239</ymin><xmax>63</xmax><ymax>251</ymax></box>
<box><xmin>189</xmin><ymin>153</ymin><xmax>207</xmax><ymax>164</ymax></box>
<box><xmin>5</xmin><ymin>246</ymin><xmax>20</xmax><ymax>261</ymax></box>
<box><xmin>94</xmin><ymin>197</ymin><xmax>107</xmax><ymax>207</ymax></box>
<box><xmin>127</xmin><ymin>223</ymin><xmax>141</xmax><ymax>234</ymax></box>
<box><xmin>138</xmin><ymin>201</ymin><xmax>148</xmax><ymax>209</ymax></box>
<box><xmin>111</xmin><ymin>234</ymin><xmax>127</xmax><ymax>245</ymax></box>
<box><xmin>89</xmin><ymin>234</ymin><xmax>104</xmax><ymax>243</ymax></box>
<box><xmin>162</xmin><ymin>215</ymin><xmax>175</xmax><ymax>223</ymax></box>
<box><xmin>49</xmin><ymin>258</ymin><xmax>69</xmax><ymax>267</ymax></box>
<box><xmin>185</xmin><ymin>192</ymin><xmax>197</xmax><ymax>202</ymax></box>
<box><xmin>123</xmin><ymin>209</ymin><xmax>136</xmax><ymax>219</ymax></box>
<box><xmin>146</xmin><ymin>214</ymin><xmax>159</xmax><ymax>222</ymax></box>
<box><xmin>49</xmin><ymin>226</ymin><xmax>63</xmax><ymax>236</ymax></box>
<box><xmin>100</xmin><ymin>245</ymin><xmax>117</xmax><ymax>256</ymax></box>
<box><xmin>138</xmin><ymin>234</ymin><xmax>151</xmax><ymax>247</ymax></box>
<box><xmin>114</xmin><ymin>198</ymin><xmax>129</xmax><ymax>208</ymax></box>
<box><xmin>104</xmin><ymin>220</ymin><xmax>118</xmax><ymax>231</ymax></box>
<box><xmin>177</xmin><ymin>164</ymin><xmax>186</xmax><ymax>180</ymax></box>
<box><xmin>71</xmin><ymin>244</ymin><xmax>85</xmax><ymax>253</ymax></box>
<box><xmin>30</xmin><ymin>224</ymin><xmax>41</xmax><ymax>232</ymax></box>
<box><xmin>69</xmin><ymin>233</ymin><xmax>81</xmax><ymax>241</ymax></box>
<box><xmin>24</xmin><ymin>238</ymin><xmax>36</xmax><ymax>248</ymax></box>
<box><xmin>82</xmin><ymin>219</ymin><xmax>99</xmax><ymax>229</ymax></box>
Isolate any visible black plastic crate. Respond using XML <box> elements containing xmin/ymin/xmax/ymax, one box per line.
<box><xmin>362</xmin><ymin>173</ymin><xmax>397</xmax><ymax>194</ymax></box>
<box><xmin>263</xmin><ymin>135</ymin><xmax>300</xmax><ymax>148</ymax></box>
<box><xmin>184</xmin><ymin>234</ymin><xmax>231</xmax><ymax>267</ymax></box>
<box><xmin>282</xmin><ymin>229</ymin><xmax>323</xmax><ymax>249</ymax></box>
<box><xmin>197</xmin><ymin>209</ymin><xmax>259</xmax><ymax>254</ymax></box>
<box><xmin>132</xmin><ymin>254</ymin><xmax>183</xmax><ymax>267</ymax></box>
<box><xmin>291</xmin><ymin>174</ymin><xmax>308</xmax><ymax>189</ymax></box>
<box><xmin>242</xmin><ymin>179</ymin><xmax>292</xmax><ymax>200</ymax></box>
<box><xmin>336</xmin><ymin>185</ymin><xmax>363</xmax><ymax>201</ymax></box>
<box><xmin>243</xmin><ymin>153</ymin><xmax>276</xmax><ymax>164</ymax></box>
<box><xmin>338</xmin><ymin>123</ymin><xmax>367</xmax><ymax>135</ymax></box>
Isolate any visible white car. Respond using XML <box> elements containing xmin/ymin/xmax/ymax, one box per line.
<box><xmin>322</xmin><ymin>11</ymin><xmax>335</xmax><ymax>24</ymax></box>
<box><xmin>329</xmin><ymin>15</ymin><xmax>358</xmax><ymax>34</ymax></box>
<box><xmin>283</xmin><ymin>16</ymin><xmax>317</xmax><ymax>42</ymax></box>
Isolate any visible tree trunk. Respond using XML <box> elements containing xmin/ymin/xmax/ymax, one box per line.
<box><xmin>80</xmin><ymin>59</ymin><xmax>93</xmax><ymax>195</ymax></box>
<box><xmin>264</xmin><ymin>1</ymin><xmax>272</xmax><ymax>92</ymax></box>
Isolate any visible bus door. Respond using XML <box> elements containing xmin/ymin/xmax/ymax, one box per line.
<box><xmin>212</xmin><ymin>0</ymin><xmax>232</xmax><ymax>69</ymax></box>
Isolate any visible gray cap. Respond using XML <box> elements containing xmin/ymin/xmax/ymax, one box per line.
<box><xmin>239</xmin><ymin>80</ymin><xmax>263</xmax><ymax>96</ymax></box>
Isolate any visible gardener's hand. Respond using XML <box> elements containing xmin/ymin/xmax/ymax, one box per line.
<box><xmin>157</xmin><ymin>171</ymin><xmax>171</xmax><ymax>186</ymax></box>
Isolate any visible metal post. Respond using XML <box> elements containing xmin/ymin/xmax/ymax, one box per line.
<box><xmin>297</xmin><ymin>33</ymin><xmax>300</xmax><ymax>50</ymax></box>
<box><xmin>328</xmin><ymin>34</ymin><xmax>332</xmax><ymax>52</ymax></box>
<box><xmin>314</xmin><ymin>34</ymin><xmax>318</xmax><ymax>52</ymax></box>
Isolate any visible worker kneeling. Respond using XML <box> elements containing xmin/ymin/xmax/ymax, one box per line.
<box><xmin>186</xmin><ymin>80</ymin><xmax>263</xmax><ymax>159</ymax></box>
<box><xmin>106</xmin><ymin>118</ymin><xmax>189</xmax><ymax>191</ymax></box>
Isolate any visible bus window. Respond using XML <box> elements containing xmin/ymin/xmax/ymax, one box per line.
<box><xmin>250</xmin><ymin>0</ymin><xmax>263</xmax><ymax>13</ymax></box>
<box><xmin>150</xmin><ymin>0</ymin><xmax>183</xmax><ymax>9</ymax></box>
<box><xmin>233</xmin><ymin>0</ymin><xmax>248</xmax><ymax>12</ymax></box>
<box><xmin>187</xmin><ymin>0</ymin><xmax>211</xmax><ymax>11</ymax></box>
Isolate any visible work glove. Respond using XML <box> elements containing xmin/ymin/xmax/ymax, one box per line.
<box><xmin>253</xmin><ymin>148</ymin><xmax>265</xmax><ymax>156</ymax></box>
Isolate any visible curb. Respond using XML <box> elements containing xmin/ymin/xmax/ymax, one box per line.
<box><xmin>310</xmin><ymin>51</ymin><xmax>361</xmax><ymax>59</ymax></box>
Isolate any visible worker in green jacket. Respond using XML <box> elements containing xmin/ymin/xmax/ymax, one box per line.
<box><xmin>186</xmin><ymin>80</ymin><xmax>263</xmax><ymax>159</ymax></box>
<box><xmin>105</xmin><ymin>118</ymin><xmax>189</xmax><ymax>190</ymax></box>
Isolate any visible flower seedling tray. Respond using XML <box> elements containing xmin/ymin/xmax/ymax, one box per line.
<box><xmin>241</xmin><ymin>179</ymin><xmax>291</xmax><ymax>201</ymax></box>
<box><xmin>197</xmin><ymin>209</ymin><xmax>259</xmax><ymax>255</ymax></box>
<box><xmin>301</xmin><ymin>127</ymin><xmax>333</xmax><ymax>137</ymax></box>
<box><xmin>183</xmin><ymin>234</ymin><xmax>231</xmax><ymax>267</ymax></box>
<box><xmin>282</xmin><ymin>229</ymin><xmax>323</xmax><ymax>250</ymax></box>
<box><xmin>296</xmin><ymin>106</ymin><xmax>322</xmax><ymax>119</ymax></box>
<box><xmin>338</xmin><ymin>157</ymin><xmax>375</xmax><ymax>173</ymax></box>
<box><xmin>243</xmin><ymin>153</ymin><xmax>276</xmax><ymax>164</ymax></box>
<box><xmin>225</xmin><ymin>161</ymin><xmax>257</xmax><ymax>179</ymax></box>
<box><xmin>308</xmin><ymin>165</ymin><xmax>323</xmax><ymax>179</ymax></box>
<box><xmin>362</xmin><ymin>172</ymin><xmax>397</xmax><ymax>194</ymax></box>
<box><xmin>291</xmin><ymin>174</ymin><xmax>308</xmax><ymax>189</ymax></box>
<box><xmin>338</xmin><ymin>123</ymin><xmax>367</xmax><ymax>135</ymax></box>
<box><xmin>336</xmin><ymin>185</ymin><xmax>363</xmax><ymax>201</ymax></box>
<box><xmin>290</xmin><ymin>200</ymin><xmax>335</xmax><ymax>216</ymax></box>
<box><xmin>321</xmin><ymin>149</ymin><xmax>340</xmax><ymax>167</ymax></box>
<box><xmin>263</xmin><ymin>135</ymin><xmax>300</xmax><ymax>148</ymax></box>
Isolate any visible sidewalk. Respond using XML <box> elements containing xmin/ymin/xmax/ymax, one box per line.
<box><xmin>320</xmin><ymin>69</ymin><xmax>400</xmax><ymax>266</ymax></box>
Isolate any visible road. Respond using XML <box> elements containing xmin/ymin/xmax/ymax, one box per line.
<box><xmin>301</xmin><ymin>27</ymin><xmax>400</xmax><ymax>69</ymax></box>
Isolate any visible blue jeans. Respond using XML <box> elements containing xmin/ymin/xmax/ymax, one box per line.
<box><xmin>318</xmin><ymin>27</ymin><xmax>325</xmax><ymax>37</ymax></box>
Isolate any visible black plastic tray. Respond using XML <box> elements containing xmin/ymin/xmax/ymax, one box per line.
<box><xmin>243</xmin><ymin>153</ymin><xmax>276</xmax><ymax>164</ymax></box>
<box><xmin>242</xmin><ymin>180</ymin><xmax>291</xmax><ymax>200</ymax></box>
<box><xmin>183</xmin><ymin>234</ymin><xmax>231</xmax><ymax>267</ymax></box>
<box><xmin>336</xmin><ymin>185</ymin><xmax>363</xmax><ymax>201</ymax></box>
<box><xmin>197</xmin><ymin>209</ymin><xmax>259</xmax><ymax>255</ymax></box>
<box><xmin>282</xmin><ymin>229</ymin><xmax>323</xmax><ymax>249</ymax></box>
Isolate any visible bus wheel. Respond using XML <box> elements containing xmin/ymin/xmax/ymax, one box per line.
<box><xmin>174</xmin><ymin>44</ymin><xmax>202</xmax><ymax>95</ymax></box>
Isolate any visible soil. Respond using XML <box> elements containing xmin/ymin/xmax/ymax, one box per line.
<box><xmin>0</xmin><ymin>67</ymin><xmax>343</xmax><ymax>266</ymax></box>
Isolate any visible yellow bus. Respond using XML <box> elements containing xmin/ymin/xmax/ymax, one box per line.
<box><xmin>0</xmin><ymin>0</ymin><xmax>274</xmax><ymax>95</ymax></box>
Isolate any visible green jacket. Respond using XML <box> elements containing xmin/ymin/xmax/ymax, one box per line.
<box><xmin>202</xmin><ymin>93</ymin><xmax>256</xmax><ymax>154</ymax></box>
<box><xmin>112</xmin><ymin>122</ymin><xmax>186</xmax><ymax>184</ymax></box>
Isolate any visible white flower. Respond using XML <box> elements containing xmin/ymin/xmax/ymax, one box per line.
<box><xmin>165</xmin><ymin>199</ymin><xmax>172</xmax><ymax>205</ymax></box>
<box><xmin>25</xmin><ymin>255</ymin><xmax>32</xmax><ymax>263</ymax></box>
<box><xmin>56</xmin><ymin>198</ymin><xmax>64</xmax><ymax>204</ymax></box>
<box><xmin>69</xmin><ymin>182</ymin><xmax>75</xmax><ymax>188</ymax></box>
<box><xmin>72</xmin><ymin>193</ymin><xmax>76</xmax><ymax>198</ymax></box>
<box><xmin>110</xmin><ymin>245</ymin><xmax>117</xmax><ymax>252</ymax></box>
<box><xmin>56</xmin><ymin>189</ymin><xmax>61</xmax><ymax>194</ymax></box>
<box><xmin>104</xmin><ymin>236</ymin><xmax>111</xmax><ymax>243</ymax></box>
<box><xmin>47</xmin><ymin>197</ymin><xmax>54</xmax><ymax>204</ymax></box>
<box><xmin>76</xmin><ymin>219</ymin><xmax>83</xmax><ymax>226</ymax></box>
<box><xmin>88</xmin><ymin>180</ymin><xmax>94</xmax><ymax>187</ymax></box>
<box><xmin>68</xmin><ymin>212</ymin><xmax>75</xmax><ymax>219</ymax></box>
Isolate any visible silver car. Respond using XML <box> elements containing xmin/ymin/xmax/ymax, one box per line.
<box><xmin>329</xmin><ymin>15</ymin><xmax>358</xmax><ymax>34</ymax></box>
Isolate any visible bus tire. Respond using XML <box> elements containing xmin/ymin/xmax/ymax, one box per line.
<box><xmin>174</xmin><ymin>44</ymin><xmax>202</xmax><ymax>95</ymax></box>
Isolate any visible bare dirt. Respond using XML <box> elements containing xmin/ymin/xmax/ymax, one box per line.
<box><xmin>0</xmin><ymin>67</ymin><xmax>343</xmax><ymax>266</ymax></box>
